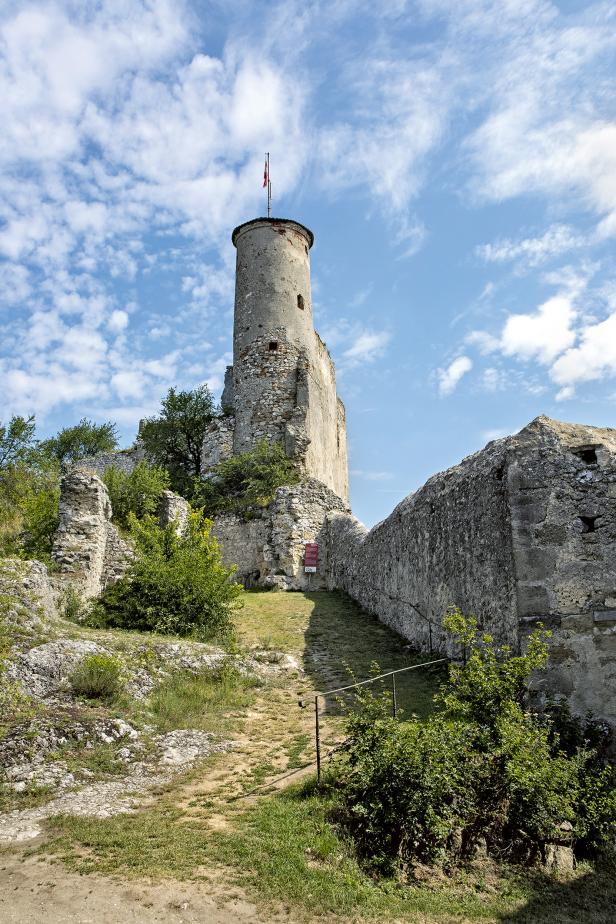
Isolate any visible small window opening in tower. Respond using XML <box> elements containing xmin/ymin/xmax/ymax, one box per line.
<box><xmin>297</xmin><ymin>294</ymin><xmax>305</xmax><ymax>310</ymax></box>
<box><xmin>579</xmin><ymin>515</ymin><xmax>598</xmax><ymax>534</ymax></box>
<box><xmin>574</xmin><ymin>446</ymin><xmax>598</xmax><ymax>464</ymax></box>
<box><xmin>268</xmin><ymin>341</ymin><xmax>278</xmax><ymax>352</ymax></box>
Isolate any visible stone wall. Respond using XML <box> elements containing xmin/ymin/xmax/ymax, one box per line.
<box><xmin>212</xmin><ymin>478</ymin><xmax>348</xmax><ymax>590</ymax></box>
<box><xmin>52</xmin><ymin>469</ymin><xmax>134</xmax><ymax>600</ymax></box>
<box><xmin>323</xmin><ymin>417</ymin><xmax>616</xmax><ymax>726</ymax></box>
<box><xmin>75</xmin><ymin>445</ymin><xmax>145</xmax><ymax>478</ymax></box>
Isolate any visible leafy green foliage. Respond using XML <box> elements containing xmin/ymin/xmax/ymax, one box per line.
<box><xmin>0</xmin><ymin>415</ymin><xmax>37</xmax><ymax>468</ymax></box>
<box><xmin>140</xmin><ymin>386</ymin><xmax>216</xmax><ymax>497</ymax></box>
<box><xmin>69</xmin><ymin>653</ymin><xmax>122</xmax><ymax>700</ymax></box>
<box><xmin>194</xmin><ymin>440</ymin><xmax>299</xmax><ymax>517</ymax></box>
<box><xmin>0</xmin><ymin>416</ymin><xmax>60</xmax><ymax>563</ymax></box>
<box><xmin>337</xmin><ymin>610</ymin><xmax>616</xmax><ymax>873</ymax></box>
<box><xmin>92</xmin><ymin>512</ymin><xmax>242</xmax><ymax>640</ymax></box>
<box><xmin>103</xmin><ymin>462</ymin><xmax>170</xmax><ymax>528</ymax></box>
<box><xmin>40</xmin><ymin>418</ymin><xmax>118</xmax><ymax>467</ymax></box>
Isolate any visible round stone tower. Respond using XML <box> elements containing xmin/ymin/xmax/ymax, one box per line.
<box><xmin>232</xmin><ymin>218</ymin><xmax>315</xmax><ymax>355</ymax></box>
<box><xmin>221</xmin><ymin>217</ymin><xmax>348</xmax><ymax>502</ymax></box>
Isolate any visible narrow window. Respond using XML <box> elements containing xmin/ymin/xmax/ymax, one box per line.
<box><xmin>297</xmin><ymin>294</ymin><xmax>305</xmax><ymax>310</ymax></box>
<box><xmin>579</xmin><ymin>515</ymin><xmax>598</xmax><ymax>534</ymax></box>
<box><xmin>268</xmin><ymin>341</ymin><xmax>278</xmax><ymax>352</ymax></box>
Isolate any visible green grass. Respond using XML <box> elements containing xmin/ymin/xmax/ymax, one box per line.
<box><xmin>42</xmin><ymin>777</ymin><xmax>616</xmax><ymax>923</ymax></box>
<box><xmin>237</xmin><ymin>591</ymin><xmax>447</xmax><ymax>721</ymax></box>
<box><xmin>146</xmin><ymin>663</ymin><xmax>262</xmax><ymax>735</ymax></box>
<box><xmin>0</xmin><ymin>782</ymin><xmax>55</xmax><ymax>814</ymax></box>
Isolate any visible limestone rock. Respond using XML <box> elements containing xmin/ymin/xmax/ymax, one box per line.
<box><xmin>158</xmin><ymin>490</ymin><xmax>190</xmax><ymax>534</ymax></box>
<box><xmin>7</xmin><ymin>639</ymin><xmax>110</xmax><ymax>699</ymax></box>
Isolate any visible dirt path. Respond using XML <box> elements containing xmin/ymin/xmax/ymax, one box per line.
<box><xmin>0</xmin><ymin>592</ymin><xmax>440</xmax><ymax>923</ymax></box>
<box><xmin>0</xmin><ymin>850</ymin><xmax>271</xmax><ymax>924</ymax></box>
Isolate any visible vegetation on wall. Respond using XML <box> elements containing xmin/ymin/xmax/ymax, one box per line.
<box><xmin>194</xmin><ymin>439</ymin><xmax>299</xmax><ymax>517</ymax></box>
<box><xmin>336</xmin><ymin>609</ymin><xmax>616</xmax><ymax>874</ymax></box>
<box><xmin>102</xmin><ymin>462</ymin><xmax>170</xmax><ymax>529</ymax></box>
<box><xmin>139</xmin><ymin>386</ymin><xmax>217</xmax><ymax>497</ymax></box>
<box><xmin>91</xmin><ymin>511</ymin><xmax>242</xmax><ymax>639</ymax></box>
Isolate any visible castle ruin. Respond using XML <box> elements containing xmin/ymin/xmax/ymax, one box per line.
<box><xmin>51</xmin><ymin>214</ymin><xmax>616</xmax><ymax>727</ymax></box>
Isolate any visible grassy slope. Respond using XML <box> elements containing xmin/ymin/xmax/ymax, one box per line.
<box><xmin>39</xmin><ymin>591</ymin><xmax>615</xmax><ymax>923</ymax></box>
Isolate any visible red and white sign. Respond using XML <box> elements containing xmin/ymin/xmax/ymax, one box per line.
<box><xmin>304</xmin><ymin>542</ymin><xmax>318</xmax><ymax>573</ymax></box>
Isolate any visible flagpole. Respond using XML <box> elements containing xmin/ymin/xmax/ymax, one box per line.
<box><xmin>267</xmin><ymin>152</ymin><xmax>272</xmax><ymax>218</ymax></box>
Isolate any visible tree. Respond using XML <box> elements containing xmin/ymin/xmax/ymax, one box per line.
<box><xmin>40</xmin><ymin>418</ymin><xmax>118</xmax><ymax>466</ymax></box>
<box><xmin>103</xmin><ymin>462</ymin><xmax>170</xmax><ymax>528</ymax></box>
<box><xmin>0</xmin><ymin>415</ymin><xmax>60</xmax><ymax>562</ymax></box>
<box><xmin>0</xmin><ymin>416</ymin><xmax>36</xmax><ymax>469</ymax></box>
<box><xmin>139</xmin><ymin>386</ymin><xmax>216</xmax><ymax>497</ymax></box>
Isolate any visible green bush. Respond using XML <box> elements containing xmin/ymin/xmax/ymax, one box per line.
<box><xmin>92</xmin><ymin>512</ymin><xmax>242</xmax><ymax>640</ymax></box>
<box><xmin>103</xmin><ymin>462</ymin><xmax>170</xmax><ymax>528</ymax></box>
<box><xmin>69</xmin><ymin>653</ymin><xmax>122</xmax><ymax>700</ymax></box>
<box><xmin>337</xmin><ymin>610</ymin><xmax>616</xmax><ymax>873</ymax></box>
<box><xmin>0</xmin><ymin>419</ymin><xmax>60</xmax><ymax>563</ymax></box>
<box><xmin>194</xmin><ymin>440</ymin><xmax>299</xmax><ymax>517</ymax></box>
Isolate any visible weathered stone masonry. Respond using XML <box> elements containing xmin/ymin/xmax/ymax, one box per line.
<box><xmin>323</xmin><ymin>417</ymin><xmax>616</xmax><ymax>726</ymax></box>
<box><xmin>201</xmin><ymin>219</ymin><xmax>349</xmax><ymax>504</ymax></box>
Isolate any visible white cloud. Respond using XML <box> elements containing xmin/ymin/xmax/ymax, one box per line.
<box><xmin>438</xmin><ymin>355</ymin><xmax>472</xmax><ymax>396</ymax></box>
<box><xmin>321</xmin><ymin>319</ymin><xmax>392</xmax><ymax>371</ymax></box>
<box><xmin>342</xmin><ymin>330</ymin><xmax>391</xmax><ymax>366</ymax></box>
<box><xmin>351</xmin><ymin>469</ymin><xmax>394</xmax><ymax>481</ymax></box>
<box><xmin>108</xmin><ymin>310</ymin><xmax>129</xmax><ymax>333</ymax></box>
<box><xmin>476</xmin><ymin>224</ymin><xmax>585</xmax><ymax>267</ymax></box>
<box><xmin>500</xmin><ymin>295</ymin><xmax>576</xmax><ymax>364</ymax></box>
<box><xmin>550</xmin><ymin>311</ymin><xmax>616</xmax><ymax>390</ymax></box>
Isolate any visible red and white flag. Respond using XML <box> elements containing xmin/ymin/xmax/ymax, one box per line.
<box><xmin>263</xmin><ymin>157</ymin><xmax>269</xmax><ymax>188</ymax></box>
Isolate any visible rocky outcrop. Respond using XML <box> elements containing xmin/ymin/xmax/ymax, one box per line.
<box><xmin>0</xmin><ymin>559</ymin><xmax>58</xmax><ymax>623</ymax></box>
<box><xmin>51</xmin><ymin>469</ymin><xmax>134</xmax><ymax>599</ymax></box>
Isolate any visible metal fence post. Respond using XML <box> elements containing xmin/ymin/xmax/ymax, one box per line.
<box><xmin>392</xmin><ymin>672</ymin><xmax>397</xmax><ymax>718</ymax></box>
<box><xmin>314</xmin><ymin>694</ymin><xmax>321</xmax><ymax>784</ymax></box>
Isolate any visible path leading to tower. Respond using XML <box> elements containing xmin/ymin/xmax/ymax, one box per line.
<box><xmin>1</xmin><ymin>591</ymin><xmax>444</xmax><ymax>924</ymax></box>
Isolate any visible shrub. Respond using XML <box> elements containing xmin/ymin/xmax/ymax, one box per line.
<box><xmin>194</xmin><ymin>440</ymin><xmax>299</xmax><ymax>517</ymax></box>
<box><xmin>92</xmin><ymin>511</ymin><xmax>242</xmax><ymax>640</ymax></box>
<box><xmin>61</xmin><ymin>585</ymin><xmax>84</xmax><ymax>623</ymax></box>
<box><xmin>103</xmin><ymin>462</ymin><xmax>170</xmax><ymax>528</ymax></box>
<box><xmin>69</xmin><ymin>653</ymin><xmax>122</xmax><ymax>700</ymax></box>
<box><xmin>337</xmin><ymin>610</ymin><xmax>616</xmax><ymax>873</ymax></box>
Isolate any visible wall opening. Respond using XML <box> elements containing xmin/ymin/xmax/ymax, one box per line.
<box><xmin>574</xmin><ymin>446</ymin><xmax>598</xmax><ymax>464</ymax></box>
<box><xmin>297</xmin><ymin>294</ymin><xmax>305</xmax><ymax>310</ymax></box>
<box><xmin>579</xmin><ymin>515</ymin><xmax>598</xmax><ymax>534</ymax></box>
<box><xmin>268</xmin><ymin>341</ymin><xmax>278</xmax><ymax>352</ymax></box>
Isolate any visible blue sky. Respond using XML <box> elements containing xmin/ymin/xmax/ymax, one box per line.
<box><xmin>1</xmin><ymin>0</ymin><xmax>616</xmax><ymax>527</ymax></box>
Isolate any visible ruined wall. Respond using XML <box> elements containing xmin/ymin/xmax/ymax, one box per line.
<box><xmin>52</xmin><ymin>470</ymin><xmax>134</xmax><ymax>600</ymax></box>
<box><xmin>75</xmin><ymin>445</ymin><xmax>145</xmax><ymax>478</ymax></box>
<box><xmin>52</xmin><ymin>473</ymin><xmax>193</xmax><ymax>600</ymax></box>
<box><xmin>212</xmin><ymin>479</ymin><xmax>348</xmax><ymax>590</ymax></box>
<box><xmin>201</xmin><ymin>416</ymin><xmax>235</xmax><ymax>474</ymax></box>
<box><xmin>226</xmin><ymin>218</ymin><xmax>348</xmax><ymax>502</ymax></box>
<box><xmin>325</xmin><ymin>435</ymin><xmax>518</xmax><ymax>654</ymax></box>
<box><xmin>323</xmin><ymin>417</ymin><xmax>616</xmax><ymax>726</ymax></box>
